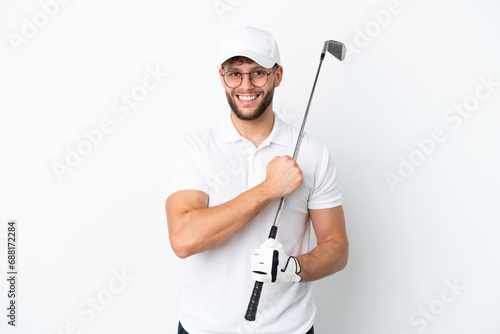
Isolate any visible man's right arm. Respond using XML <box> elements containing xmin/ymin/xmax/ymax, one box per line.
<box><xmin>165</xmin><ymin>155</ymin><xmax>303</xmax><ymax>259</ymax></box>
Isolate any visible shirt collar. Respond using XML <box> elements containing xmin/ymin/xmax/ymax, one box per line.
<box><xmin>266</xmin><ymin>113</ymin><xmax>289</xmax><ymax>146</ymax></box>
<box><xmin>216</xmin><ymin>115</ymin><xmax>242</xmax><ymax>144</ymax></box>
<box><xmin>216</xmin><ymin>112</ymin><xmax>289</xmax><ymax>147</ymax></box>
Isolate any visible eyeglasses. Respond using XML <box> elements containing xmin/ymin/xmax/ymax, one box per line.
<box><xmin>221</xmin><ymin>65</ymin><xmax>278</xmax><ymax>88</ymax></box>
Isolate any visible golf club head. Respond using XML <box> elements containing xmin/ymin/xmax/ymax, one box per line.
<box><xmin>322</xmin><ymin>40</ymin><xmax>346</xmax><ymax>61</ymax></box>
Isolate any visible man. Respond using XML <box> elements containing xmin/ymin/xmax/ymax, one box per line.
<box><xmin>165</xmin><ymin>26</ymin><xmax>348</xmax><ymax>334</ymax></box>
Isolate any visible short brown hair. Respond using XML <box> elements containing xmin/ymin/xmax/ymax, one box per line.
<box><xmin>221</xmin><ymin>56</ymin><xmax>255</xmax><ymax>70</ymax></box>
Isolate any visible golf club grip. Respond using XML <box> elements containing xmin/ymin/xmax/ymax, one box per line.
<box><xmin>244</xmin><ymin>281</ymin><xmax>263</xmax><ymax>321</ymax></box>
<box><xmin>268</xmin><ymin>225</ymin><xmax>278</xmax><ymax>239</ymax></box>
<box><xmin>245</xmin><ymin>225</ymin><xmax>278</xmax><ymax>321</ymax></box>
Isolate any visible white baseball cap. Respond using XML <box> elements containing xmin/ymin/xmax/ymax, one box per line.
<box><xmin>217</xmin><ymin>26</ymin><xmax>281</xmax><ymax>68</ymax></box>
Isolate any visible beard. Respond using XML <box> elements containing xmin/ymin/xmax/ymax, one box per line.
<box><xmin>226</xmin><ymin>87</ymin><xmax>275</xmax><ymax>121</ymax></box>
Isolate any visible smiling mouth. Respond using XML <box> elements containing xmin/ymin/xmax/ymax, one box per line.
<box><xmin>236</xmin><ymin>94</ymin><xmax>259</xmax><ymax>102</ymax></box>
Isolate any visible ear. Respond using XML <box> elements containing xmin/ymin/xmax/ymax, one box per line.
<box><xmin>218</xmin><ymin>67</ymin><xmax>225</xmax><ymax>86</ymax></box>
<box><xmin>274</xmin><ymin>66</ymin><xmax>283</xmax><ymax>88</ymax></box>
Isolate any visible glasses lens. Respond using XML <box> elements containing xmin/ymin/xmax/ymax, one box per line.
<box><xmin>225</xmin><ymin>72</ymin><xmax>241</xmax><ymax>88</ymax></box>
<box><xmin>250</xmin><ymin>71</ymin><xmax>268</xmax><ymax>87</ymax></box>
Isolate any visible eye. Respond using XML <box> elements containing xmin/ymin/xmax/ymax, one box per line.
<box><xmin>252</xmin><ymin>71</ymin><xmax>265</xmax><ymax>76</ymax></box>
<box><xmin>228</xmin><ymin>72</ymin><xmax>241</xmax><ymax>77</ymax></box>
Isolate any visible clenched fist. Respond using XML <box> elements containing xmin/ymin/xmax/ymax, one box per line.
<box><xmin>263</xmin><ymin>156</ymin><xmax>303</xmax><ymax>199</ymax></box>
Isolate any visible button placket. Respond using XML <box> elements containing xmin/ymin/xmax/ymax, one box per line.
<box><xmin>242</xmin><ymin>141</ymin><xmax>258</xmax><ymax>189</ymax></box>
<box><xmin>241</xmin><ymin>139</ymin><xmax>271</xmax><ymax>189</ymax></box>
<box><xmin>249</xmin><ymin>148</ymin><xmax>267</xmax><ymax>189</ymax></box>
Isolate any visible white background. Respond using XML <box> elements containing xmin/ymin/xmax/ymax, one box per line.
<box><xmin>1</xmin><ymin>0</ymin><xmax>499</xmax><ymax>333</ymax></box>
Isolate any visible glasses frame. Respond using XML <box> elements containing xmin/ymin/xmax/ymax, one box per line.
<box><xmin>221</xmin><ymin>64</ymin><xmax>278</xmax><ymax>89</ymax></box>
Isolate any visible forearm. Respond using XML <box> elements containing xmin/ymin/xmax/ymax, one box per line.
<box><xmin>167</xmin><ymin>155</ymin><xmax>303</xmax><ymax>258</ymax></box>
<box><xmin>296</xmin><ymin>238</ymin><xmax>349</xmax><ymax>282</ymax></box>
<box><xmin>168</xmin><ymin>183</ymin><xmax>277</xmax><ymax>258</ymax></box>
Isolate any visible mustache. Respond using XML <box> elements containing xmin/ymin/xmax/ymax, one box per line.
<box><xmin>232</xmin><ymin>90</ymin><xmax>263</xmax><ymax>95</ymax></box>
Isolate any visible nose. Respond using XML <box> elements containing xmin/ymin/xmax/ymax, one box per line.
<box><xmin>239</xmin><ymin>73</ymin><xmax>254</xmax><ymax>90</ymax></box>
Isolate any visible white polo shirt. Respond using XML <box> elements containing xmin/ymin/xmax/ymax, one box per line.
<box><xmin>166</xmin><ymin>113</ymin><xmax>342</xmax><ymax>334</ymax></box>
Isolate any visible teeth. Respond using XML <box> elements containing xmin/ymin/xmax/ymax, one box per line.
<box><xmin>238</xmin><ymin>95</ymin><xmax>257</xmax><ymax>101</ymax></box>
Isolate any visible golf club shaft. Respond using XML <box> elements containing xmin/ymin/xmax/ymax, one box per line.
<box><xmin>244</xmin><ymin>52</ymin><xmax>327</xmax><ymax>322</ymax></box>
<box><xmin>293</xmin><ymin>51</ymin><xmax>326</xmax><ymax>162</ymax></box>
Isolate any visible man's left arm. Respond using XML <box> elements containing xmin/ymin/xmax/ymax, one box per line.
<box><xmin>296</xmin><ymin>205</ymin><xmax>348</xmax><ymax>282</ymax></box>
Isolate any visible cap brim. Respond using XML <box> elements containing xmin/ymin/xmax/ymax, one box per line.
<box><xmin>217</xmin><ymin>49</ymin><xmax>276</xmax><ymax>68</ymax></box>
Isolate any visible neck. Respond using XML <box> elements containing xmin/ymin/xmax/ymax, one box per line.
<box><xmin>230</xmin><ymin>107</ymin><xmax>275</xmax><ymax>148</ymax></box>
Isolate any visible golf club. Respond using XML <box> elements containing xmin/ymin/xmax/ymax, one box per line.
<box><xmin>244</xmin><ymin>40</ymin><xmax>346</xmax><ymax>322</ymax></box>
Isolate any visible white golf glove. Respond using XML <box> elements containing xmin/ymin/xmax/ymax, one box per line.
<box><xmin>251</xmin><ymin>238</ymin><xmax>301</xmax><ymax>283</ymax></box>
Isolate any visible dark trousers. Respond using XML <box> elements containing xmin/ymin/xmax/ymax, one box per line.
<box><xmin>178</xmin><ymin>322</ymin><xmax>314</xmax><ymax>334</ymax></box>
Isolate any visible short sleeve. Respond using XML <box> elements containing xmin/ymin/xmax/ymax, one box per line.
<box><xmin>165</xmin><ymin>135</ymin><xmax>210</xmax><ymax>199</ymax></box>
<box><xmin>307</xmin><ymin>144</ymin><xmax>342</xmax><ymax>209</ymax></box>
